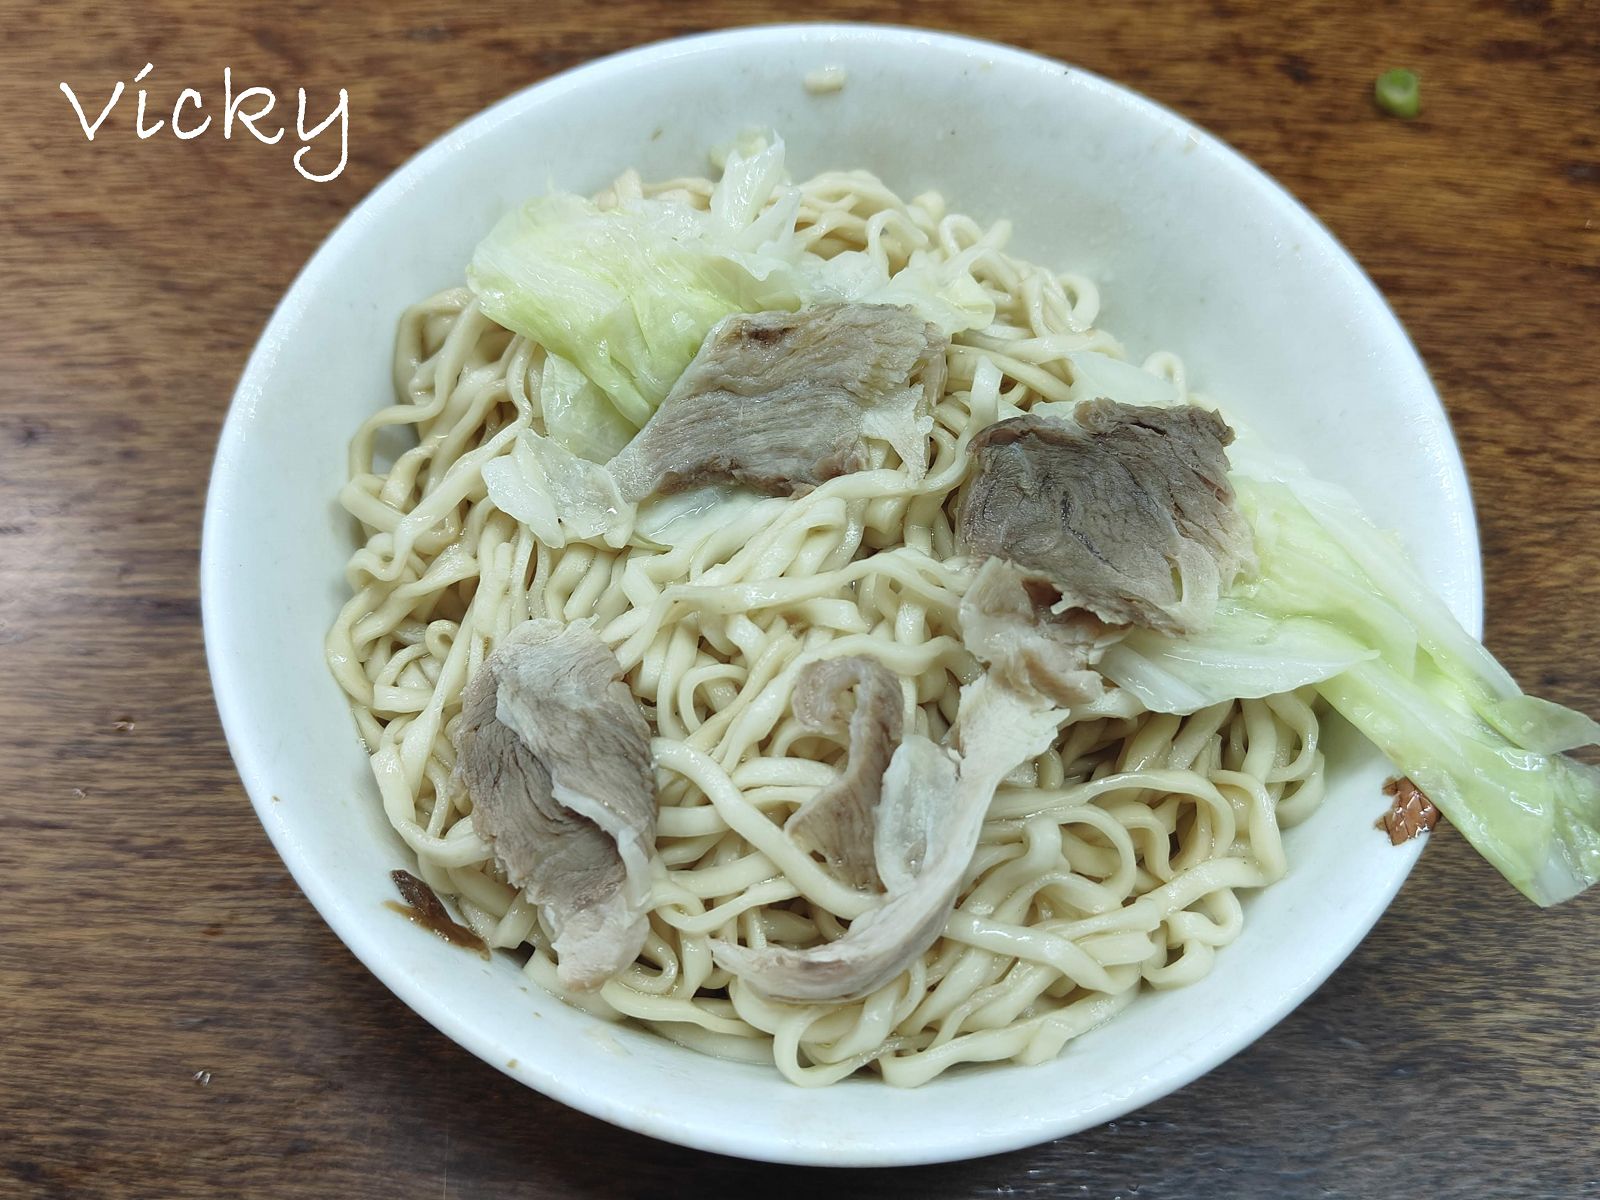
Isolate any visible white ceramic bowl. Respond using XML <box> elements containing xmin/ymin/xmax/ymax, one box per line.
<box><xmin>202</xmin><ymin>24</ymin><xmax>1482</xmax><ymax>1166</ymax></box>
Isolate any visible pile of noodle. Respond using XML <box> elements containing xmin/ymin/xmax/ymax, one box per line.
<box><xmin>326</xmin><ymin>165</ymin><xmax>1325</xmax><ymax>1086</ymax></box>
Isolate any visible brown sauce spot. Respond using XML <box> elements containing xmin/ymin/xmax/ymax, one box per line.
<box><xmin>1378</xmin><ymin>776</ymin><xmax>1441</xmax><ymax>844</ymax></box>
<box><xmin>385</xmin><ymin>869</ymin><xmax>490</xmax><ymax>958</ymax></box>
<box><xmin>739</xmin><ymin>322</ymin><xmax>790</xmax><ymax>345</ymax></box>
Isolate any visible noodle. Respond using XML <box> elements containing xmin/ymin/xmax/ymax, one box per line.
<box><xmin>326</xmin><ymin>165</ymin><xmax>1326</xmax><ymax>1085</ymax></box>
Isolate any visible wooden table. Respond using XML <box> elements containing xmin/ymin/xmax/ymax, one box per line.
<box><xmin>4</xmin><ymin>2</ymin><xmax>1596</xmax><ymax>1196</ymax></box>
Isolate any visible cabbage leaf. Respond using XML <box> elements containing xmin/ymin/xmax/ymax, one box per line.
<box><xmin>468</xmin><ymin>135</ymin><xmax>993</xmax><ymax>457</ymax></box>
<box><xmin>1128</xmin><ymin>439</ymin><xmax>1599</xmax><ymax>906</ymax></box>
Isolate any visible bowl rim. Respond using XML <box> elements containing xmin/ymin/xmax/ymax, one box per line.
<box><xmin>201</xmin><ymin>21</ymin><xmax>1482</xmax><ymax>1165</ymax></box>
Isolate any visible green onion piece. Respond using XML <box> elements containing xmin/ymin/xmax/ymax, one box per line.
<box><xmin>1375</xmin><ymin>69</ymin><xmax>1420</xmax><ymax>119</ymax></box>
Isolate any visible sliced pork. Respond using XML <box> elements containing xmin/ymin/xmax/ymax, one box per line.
<box><xmin>958</xmin><ymin>401</ymin><xmax>1252</xmax><ymax>635</ymax></box>
<box><xmin>453</xmin><ymin>619</ymin><xmax>656</xmax><ymax>990</ymax></box>
<box><xmin>711</xmin><ymin>677</ymin><xmax>1061</xmax><ymax>1002</ymax></box>
<box><xmin>958</xmin><ymin>557</ymin><xmax>1119</xmax><ymax>707</ymax></box>
<box><xmin>783</xmin><ymin>656</ymin><xmax>906</xmax><ymax>890</ymax></box>
<box><xmin>956</xmin><ymin>401</ymin><xmax>1253</xmax><ymax>702</ymax></box>
<box><xmin>608</xmin><ymin>303</ymin><xmax>947</xmax><ymax>501</ymax></box>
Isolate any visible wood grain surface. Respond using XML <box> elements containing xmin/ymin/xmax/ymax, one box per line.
<box><xmin>2</xmin><ymin>2</ymin><xmax>1597</xmax><ymax>1197</ymax></box>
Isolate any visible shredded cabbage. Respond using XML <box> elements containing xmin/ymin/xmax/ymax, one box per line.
<box><xmin>1059</xmin><ymin>352</ymin><xmax>1599</xmax><ymax>903</ymax></box>
<box><xmin>1130</xmin><ymin>439</ymin><xmax>1600</xmax><ymax>906</ymax></box>
<box><xmin>1098</xmin><ymin>601</ymin><xmax>1375</xmax><ymax>714</ymax></box>
<box><xmin>471</xmin><ymin>138</ymin><xmax>1600</xmax><ymax>905</ymax></box>
<box><xmin>481</xmin><ymin>430</ymin><xmax>631</xmax><ymax>550</ymax></box>
<box><xmin>468</xmin><ymin>191</ymin><xmax>757</xmax><ymax>430</ymax></box>
<box><xmin>468</xmin><ymin>135</ymin><xmax>993</xmax><ymax>455</ymax></box>
<box><xmin>631</xmin><ymin>485</ymin><xmax>778</xmax><ymax>549</ymax></box>
<box><xmin>537</xmin><ymin>352</ymin><xmax>636</xmax><ymax>464</ymax></box>
<box><xmin>1236</xmin><ymin>451</ymin><xmax>1598</xmax><ymax>904</ymax></box>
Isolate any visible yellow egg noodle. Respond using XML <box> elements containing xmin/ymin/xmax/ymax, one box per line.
<box><xmin>326</xmin><ymin>165</ymin><xmax>1325</xmax><ymax>1086</ymax></box>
